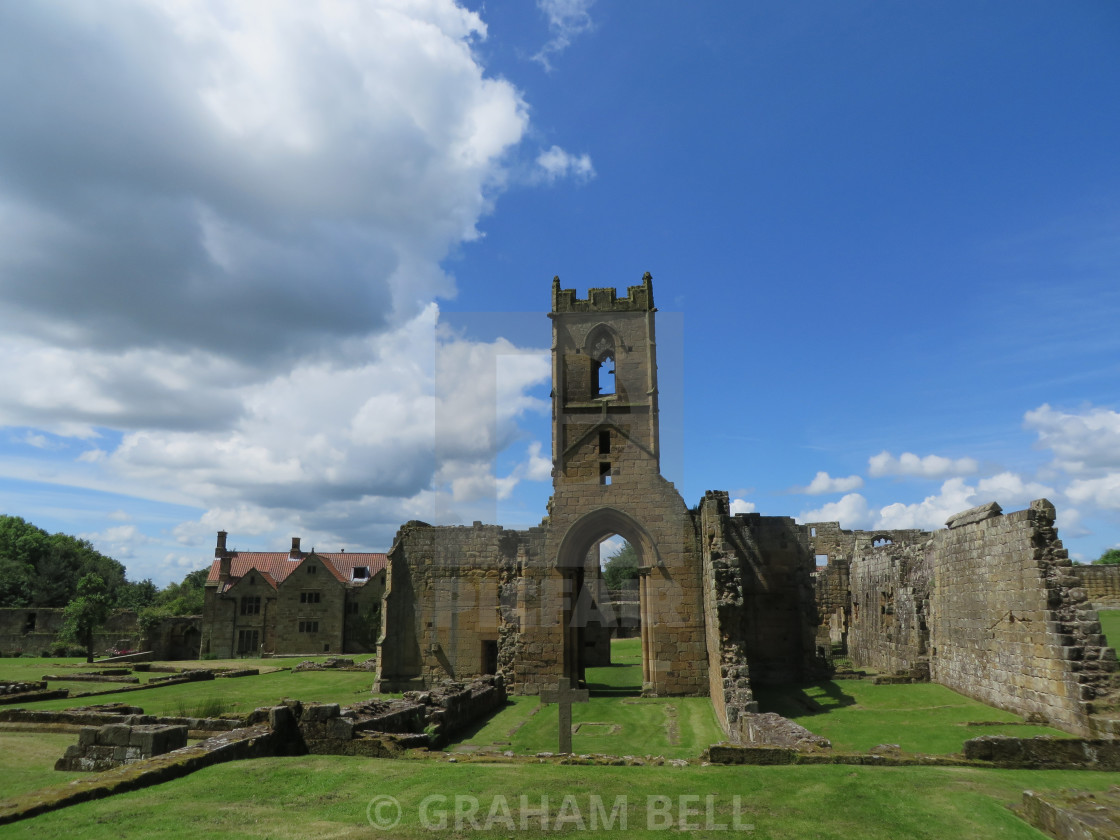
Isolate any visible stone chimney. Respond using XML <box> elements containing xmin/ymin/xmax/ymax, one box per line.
<box><xmin>215</xmin><ymin>531</ymin><xmax>231</xmax><ymax>588</ymax></box>
<box><xmin>290</xmin><ymin>537</ymin><xmax>302</xmax><ymax>559</ymax></box>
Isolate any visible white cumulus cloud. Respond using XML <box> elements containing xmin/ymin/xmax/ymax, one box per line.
<box><xmin>797</xmin><ymin>471</ymin><xmax>864</xmax><ymax>495</ymax></box>
<box><xmin>1025</xmin><ymin>403</ymin><xmax>1120</xmax><ymax>475</ymax></box>
<box><xmin>868</xmin><ymin>451</ymin><xmax>980</xmax><ymax>478</ymax></box>
<box><xmin>534</xmin><ymin>145</ymin><xmax>596</xmax><ymax>184</ymax></box>
<box><xmin>800</xmin><ymin>493</ymin><xmax>874</xmax><ymax>529</ymax></box>
<box><xmin>0</xmin><ymin>1</ymin><xmax>566</xmax><ymax>581</ymax></box>
<box><xmin>730</xmin><ymin>498</ymin><xmax>756</xmax><ymax>515</ymax></box>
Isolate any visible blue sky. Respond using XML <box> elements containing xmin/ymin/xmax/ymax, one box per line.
<box><xmin>0</xmin><ymin>1</ymin><xmax>1118</xmax><ymax>585</ymax></box>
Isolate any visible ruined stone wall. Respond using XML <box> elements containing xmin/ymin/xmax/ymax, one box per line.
<box><xmin>698</xmin><ymin>491</ymin><xmax>756</xmax><ymax>740</ymax></box>
<box><xmin>806</xmin><ymin>522</ymin><xmax>855</xmax><ymax>565</ymax></box>
<box><xmin>0</xmin><ymin>609</ymin><xmax>142</xmax><ymax>658</ymax></box>
<box><xmin>812</xmin><ymin>559</ymin><xmax>850</xmax><ymax>648</ymax></box>
<box><xmin>738</xmin><ymin>514</ymin><xmax>819</xmax><ymax>684</ymax></box>
<box><xmin>927</xmin><ymin>501</ymin><xmax>1117</xmax><ymax>735</ymax></box>
<box><xmin>343</xmin><ymin>573</ymin><xmax>384</xmax><ymax>654</ymax></box>
<box><xmin>1078</xmin><ymin>564</ymin><xmax>1120</xmax><ymax>609</ymax></box>
<box><xmin>376</xmin><ymin>521</ymin><xmax>533</xmax><ymax>692</ymax></box>
<box><xmin>541</xmin><ymin>475</ymin><xmax>707</xmax><ymax>696</ymax></box>
<box><xmin>847</xmin><ymin>541</ymin><xmax>931</xmax><ymax>676</ymax></box>
<box><xmin>843</xmin><ymin>500</ymin><xmax>1118</xmax><ymax>735</ymax></box>
<box><xmin>56</xmin><ymin>723</ymin><xmax>188</xmax><ymax>771</ymax></box>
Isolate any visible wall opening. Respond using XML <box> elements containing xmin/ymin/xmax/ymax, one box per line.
<box><xmin>815</xmin><ymin>554</ymin><xmax>829</xmax><ymax>567</ymax></box>
<box><xmin>557</xmin><ymin>510</ymin><xmax>654</xmax><ymax>696</ymax></box>
<box><xmin>482</xmin><ymin>639</ymin><xmax>499</xmax><ymax>675</ymax></box>
<box><xmin>594</xmin><ymin>353</ymin><xmax>615</xmax><ymax>396</ymax></box>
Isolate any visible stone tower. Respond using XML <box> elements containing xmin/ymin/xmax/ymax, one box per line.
<box><xmin>538</xmin><ymin>273</ymin><xmax>708</xmax><ymax>695</ymax></box>
<box><xmin>549</xmin><ymin>272</ymin><xmax>661</xmax><ymax>489</ymax></box>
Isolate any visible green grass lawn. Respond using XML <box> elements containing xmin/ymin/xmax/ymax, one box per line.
<box><xmin>4</xmin><ymin>755</ymin><xmax>1116</xmax><ymax>839</ymax></box>
<box><xmin>585</xmin><ymin>637</ymin><xmax>642</xmax><ymax>695</ymax></box>
<box><xmin>456</xmin><ymin>694</ymin><xmax>723</xmax><ymax>759</ymax></box>
<box><xmin>9</xmin><ymin>668</ymin><xmax>378</xmax><ymax>718</ymax></box>
<box><xmin>456</xmin><ymin>638</ymin><xmax>720</xmax><ymax>758</ymax></box>
<box><xmin>1099</xmin><ymin>609</ymin><xmax>1119</xmax><ymax>651</ymax></box>
<box><xmin>0</xmin><ymin>733</ymin><xmax>84</xmax><ymax>801</ymax></box>
<box><xmin>755</xmin><ymin>680</ymin><xmax>1068</xmax><ymax>754</ymax></box>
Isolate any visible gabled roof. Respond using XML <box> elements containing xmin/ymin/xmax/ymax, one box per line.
<box><xmin>208</xmin><ymin>550</ymin><xmax>387</xmax><ymax>592</ymax></box>
<box><xmin>224</xmin><ymin>566</ymin><xmax>279</xmax><ymax>591</ymax></box>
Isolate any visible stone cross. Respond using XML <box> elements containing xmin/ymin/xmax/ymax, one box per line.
<box><xmin>539</xmin><ymin>676</ymin><xmax>589</xmax><ymax>754</ymax></box>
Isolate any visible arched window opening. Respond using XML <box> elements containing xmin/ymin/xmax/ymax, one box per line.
<box><xmin>594</xmin><ymin>353</ymin><xmax>615</xmax><ymax>396</ymax></box>
<box><xmin>587</xmin><ymin>331</ymin><xmax>617</xmax><ymax>397</ymax></box>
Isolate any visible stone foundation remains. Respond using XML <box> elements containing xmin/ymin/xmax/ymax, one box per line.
<box><xmin>55</xmin><ymin>723</ymin><xmax>188</xmax><ymax>771</ymax></box>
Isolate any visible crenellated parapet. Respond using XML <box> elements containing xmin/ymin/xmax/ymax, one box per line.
<box><xmin>551</xmin><ymin>273</ymin><xmax>655</xmax><ymax>313</ymax></box>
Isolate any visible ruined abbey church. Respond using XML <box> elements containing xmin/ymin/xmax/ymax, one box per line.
<box><xmin>368</xmin><ymin>275</ymin><xmax>1119</xmax><ymax>740</ymax></box>
<box><xmin>206</xmin><ymin>275</ymin><xmax>1119</xmax><ymax>742</ymax></box>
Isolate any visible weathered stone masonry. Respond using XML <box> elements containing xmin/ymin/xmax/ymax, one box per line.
<box><xmin>375</xmin><ymin>276</ymin><xmax>822</xmax><ymax>745</ymax></box>
<box><xmin>364</xmin><ymin>273</ymin><xmax>1118</xmax><ymax>745</ymax></box>
<box><xmin>810</xmin><ymin>500</ymin><xmax>1120</xmax><ymax>737</ymax></box>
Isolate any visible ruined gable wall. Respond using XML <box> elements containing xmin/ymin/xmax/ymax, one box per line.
<box><xmin>926</xmin><ymin>501</ymin><xmax>1114</xmax><ymax>735</ymax></box>
<box><xmin>1078</xmin><ymin>565</ymin><xmax>1120</xmax><ymax>609</ymax></box>
<box><xmin>806</xmin><ymin>523</ymin><xmax>854</xmax><ymax>650</ymax></box>
<box><xmin>375</xmin><ymin>521</ymin><xmax>530</xmax><ymax>691</ymax></box>
<box><xmin>698</xmin><ymin>491</ymin><xmax>756</xmax><ymax>739</ymax></box>
<box><xmin>737</xmin><ymin>514</ymin><xmax>819</xmax><ymax>685</ymax></box>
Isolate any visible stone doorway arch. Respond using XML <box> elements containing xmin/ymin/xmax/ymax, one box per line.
<box><xmin>555</xmin><ymin>506</ymin><xmax>659</xmax><ymax>691</ymax></box>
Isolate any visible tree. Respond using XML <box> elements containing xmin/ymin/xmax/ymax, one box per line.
<box><xmin>602</xmin><ymin>541</ymin><xmax>640</xmax><ymax>590</ymax></box>
<box><xmin>59</xmin><ymin>574</ymin><xmax>112</xmax><ymax>663</ymax></box>
<box><xmin>0</xmin><ymin>515</ymin><xmax>132</xmax><ymax>608</ymax></box>
<box><xmin>1092</xmin><ymin>548</ymin><xmax>1120</xmax><ymax>565</ymax></box>
<box><xmin>152</xmin><ymin>568</ymin><xmax>208</xmax><ymax>615</ymax></box>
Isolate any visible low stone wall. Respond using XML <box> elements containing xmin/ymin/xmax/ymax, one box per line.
<box><xmin>1079</xmin><ymin>565</ymin><xmax>1120</xmax><ymax>609</ymax></box>
<box><xmin>962</xmin><ymin>735</ymin><xmax>1120</xmax><ymax>770</ymax></box>
<box><xmin>1</xmin><ymin>681</ymin><xmax>46</xmax><ymax>695</ymax></box>
<box><xmin>42</xmin><ymin>673</ymin><xmax>139</xmax><ymax>683</ymax></box>
<box><xmin>0</xmin><ymin>706</ymin><xmax>242</xmax><ymax>732</ymax></box>
<box><xmin>55</xmin><ymin>723</ymin><xmax>188</xmax><ymax>771</ymax></box>
<box><xmin>1018</xmin><ymin>787</ymin><xmax>1120</xmax><ymax>840</ymax></box>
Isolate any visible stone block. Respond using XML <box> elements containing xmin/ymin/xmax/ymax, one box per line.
<box><xmin>101</xmin><ymin>724</ymin><xmax>131</xmax><ymax>747</ymax></box>
<box><xmin>303</xmin><ymin>703</ymin><xmax>340</xmax><ymax>722</ymax></box>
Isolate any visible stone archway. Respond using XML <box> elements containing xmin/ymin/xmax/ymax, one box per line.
<box><xmin>555</xmin><ymin>507</ymin><xmax>659</xmax><ymax>691</ymax></box>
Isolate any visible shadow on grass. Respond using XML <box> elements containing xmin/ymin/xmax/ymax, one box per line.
<box><xmin>755</xmin><ymin>681</ymin><xmax>858</xmax><ymax>717</ymax></box>
<box><xmin>450</xmin><ymin>698</ymin><xmax>521</xmax><ymax>743</ymax></box>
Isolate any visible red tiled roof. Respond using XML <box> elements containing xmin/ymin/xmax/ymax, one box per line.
<box><xmin>207</xmin><ymin>551</ymin><xmax>387</xmax><ymax>589</ymax></box>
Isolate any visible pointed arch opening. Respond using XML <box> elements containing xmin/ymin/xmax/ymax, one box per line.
<box><xmin>585</xmin><ymin>324</ymin><xmax>620</xmax><ymax>398</ymax></box>
<box><xmin>556</xmin><ymin>507</ymin><xmax>657</xmax><ymax>694</ymax></box>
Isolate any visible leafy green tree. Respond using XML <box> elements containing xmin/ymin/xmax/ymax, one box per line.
<box><xmin>0</xmin><ymin>558</ymin><xmax>32</xmax><ymax>607</ymax></box>
<box><xmin>118</xmin><ymin>578</ymin><xmax>159</xmax><ymax>612</ymax></box>
<box><xmin>602</xmin><ymin>541</ymin><xmax>640</xmax><ymax>590</ymax></box>
<box><xmin>59</xmin><ymin>574</ymin><xmax>113</xmax><ymax>663</ymax></box>
<box><xmin>152</xmin><ymin>568</ymin><xmax>208</xmax><ymax>615</ymax></box>
<box><xmin>0</xmin><ymin>515</ymin><xmax>131</xmax><ymax>607</ymax></box>
<box><xmin>1092</xmin><ymin>548</ymin><xmax>1120</xmax><ymax>565</ymax></box>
